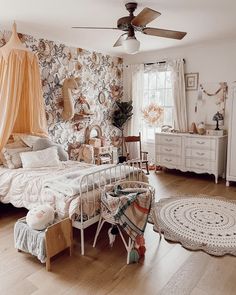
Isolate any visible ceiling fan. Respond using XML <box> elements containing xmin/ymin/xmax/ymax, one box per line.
<box><xmin>72</xmin><ymin>2</ymin><xmax>187</xmax><ymax>54</ymax></box>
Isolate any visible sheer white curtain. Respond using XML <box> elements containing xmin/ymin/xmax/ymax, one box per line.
<box><xmin>125</xmin><ymin>64</ymin><xmax>144</xmax><ymax>135</ymax></box>
<box><xmin>125</xmin><ymin>64</ymin><xmax>144</xmax><ymax>158</ymax></box>
<box><xmin>170</xmin><ymin>59</ymin><xmax>188</xmax><ymax>132</ymax></box>
<box><xmin>124</xmin><ymin>59</ymin><xmax>187</xmax><ymax>160</ymax></box>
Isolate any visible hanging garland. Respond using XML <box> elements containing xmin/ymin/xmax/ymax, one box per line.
<box><xmin>195</xmin><ymin>82</ymin><xmax>228</xmax><ymax>114</ymax></box>
<box><xmin>199</xmin><ymin>82</ymin><xmax>228</xmax><ymax>97</ymax></box>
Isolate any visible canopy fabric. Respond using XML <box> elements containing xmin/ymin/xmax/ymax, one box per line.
<box><xmin>0</xmin><ymin>48</ymin><xmax>48</xmax><ymax>150</ymax></box>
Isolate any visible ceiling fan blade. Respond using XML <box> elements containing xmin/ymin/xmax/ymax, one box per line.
<box><xmin>72</xmin><ymin>26</ymin><xmax>118</xmax><ymax>30</ymax></box>
<box><xmin>131</xmin><ymin>8</ymin><xmax>161</xmax><ymax>27</ymax></box>
<box><xmin>143</xmin><ymin>27</ymin><xmax>187</xmax><ymax>40</ymax></box>
<box><xmin>113</xmin><ymin>33</ymin><xmax>127</xmax><ymax>47</ymax></box>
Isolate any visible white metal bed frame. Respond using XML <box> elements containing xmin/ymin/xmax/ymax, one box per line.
<box><xmin>72</xmin><ymin>161</ymin><xmax>146</xmax><ymax>255</ymax></box>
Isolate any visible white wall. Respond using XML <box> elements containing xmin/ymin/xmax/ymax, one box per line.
<box><xmin>123</xmin><ymin>38</ymin><xmax>236</xmax><ymax>129</ymax></box>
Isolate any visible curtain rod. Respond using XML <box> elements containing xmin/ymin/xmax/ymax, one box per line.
<box><xmin>145</xmin><ymin>58</ymin><xmax>185</xmax><ymax>66</ymax></box>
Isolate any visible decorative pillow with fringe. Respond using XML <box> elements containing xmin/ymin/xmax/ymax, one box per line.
<box><xmin>0</xmin><ymin>146</ymin><xmax>31</xmax><ymax>169</ymax></box>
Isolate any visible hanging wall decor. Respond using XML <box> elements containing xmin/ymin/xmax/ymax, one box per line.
<box><xmin>98</xmin><ymin>91</ymin><xmax>106</xmax><ymax>104</ymax></box>
<box><xmin>0</xmin><ymin>29</ymin><xmax>123</xmax><ymax>150</ymax></box>
<box><xmin>61</xmin><ymin>77</ymin><xmax>79</xmax><ymax>121</ymax></box>
<box><xmin>142</xmin><ymin>103</ymin><xmax>164</xmax><ymax>126</ymax></box>
<box><xmin>185</xmin><ymin>73</ymin><xmax>199</xmax><ymax>91</ymax></box>
<box><xmin>199</xmin><ymin>82</ymin><xmax>228</xmax><ymax>114</ymax></box>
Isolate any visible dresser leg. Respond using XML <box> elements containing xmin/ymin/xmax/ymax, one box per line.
<box><xmin>226</xmin><ymin>181</ymin><xmax>230</xmax><ymax>187</ymax></box>
<box><xmin>215</xmin><ymin>175</ymin><xmax>218</xmax><ymax>184</ymax></box>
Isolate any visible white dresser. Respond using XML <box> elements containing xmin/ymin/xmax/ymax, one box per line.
<box><xmin>226</xmin><ymin>86</ymin><xmax>236</xmax><ymax>186</ymax></box>
<box><xmin>155</xmin><ymin>132</ymin><xmax>227</xmax><ymax>183</ymax></box>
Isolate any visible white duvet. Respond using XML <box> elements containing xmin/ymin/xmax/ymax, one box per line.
<box><xmin>0</xmin><ymin>161</ymin><xmax>146</xmax><ymax>219</ymax></box>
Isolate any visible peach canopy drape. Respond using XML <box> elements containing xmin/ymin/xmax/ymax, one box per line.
<box><xmin>0</xmin><ymin>48</ymin><xmax>48</xmax><ymax>150</ymax></box>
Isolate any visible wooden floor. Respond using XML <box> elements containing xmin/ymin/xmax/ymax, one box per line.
<box><xmin>1</xmin><ymin>170</ymin><xmax>236</xmax><ymax>295</ymax></box>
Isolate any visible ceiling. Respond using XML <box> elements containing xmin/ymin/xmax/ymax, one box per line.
<box><xmin>1</xmin><ymin>0</ymin><xmax>236</xmax><ymax>57</ymax></box>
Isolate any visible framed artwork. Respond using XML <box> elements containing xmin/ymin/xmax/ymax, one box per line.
<box><xmin>185</xmin><ymin>73</ymin><xmax>199</xmax><ymax>91</ymax></box>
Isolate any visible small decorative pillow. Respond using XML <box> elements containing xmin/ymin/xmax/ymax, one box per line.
<box><xmin>33</xmin><ymin>138</ymin><xmax>69</xmax><ymax>161</ymax></box>
<box><xmin>0</xmin><ymin>146</ymin><xmax>32</xmax><ymax>169</ymax></box>
<box><xmin>0</xmin><ymin>140</ymin><xmax>27</xmax><ymax>166</ymax></box>
<box><xmin>26</xmin><ymin>205</ymin><xmax>55</xmax><ymax>230</ymax></box>
<box><xmin>20</xmin><ymin>146</ymin><xmax>60</xmax><ymax>168</ymax></box>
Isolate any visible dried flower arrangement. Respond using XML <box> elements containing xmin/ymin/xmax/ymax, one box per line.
<box><xmin>142</xmin><ymin>103</ymin><xmax>164</xmax><ymax>126</ymax></box>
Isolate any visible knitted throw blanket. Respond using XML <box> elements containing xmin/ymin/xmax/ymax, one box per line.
<box><xmin>102</xmin><ymin>186</ymin><xmax>152</xmax><ymax>240</ymax></box>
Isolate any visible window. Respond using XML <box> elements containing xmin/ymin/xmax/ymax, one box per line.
<box><xmin>141</xmin><ymin>68</ymin><xmax>174</xmax><ymax>143</ymax></box>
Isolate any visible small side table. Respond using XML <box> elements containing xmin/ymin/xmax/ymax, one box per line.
<box><xmin>15</xmin><ymin>217</ymin><xmax>72</xmax><ymax>271</ymax></box>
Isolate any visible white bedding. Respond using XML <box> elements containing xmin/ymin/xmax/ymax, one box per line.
<box><xmin>0</xmin><ymin>161</ymin><xmax>146</xmax><ymax>219</ymax></box>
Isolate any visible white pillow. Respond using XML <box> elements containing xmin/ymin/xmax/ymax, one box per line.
<box><xmin>26</xmin><ymin>205</ymin><xmax>55</xmax><ymax>230</ymax></box>
<box><xmin>20</xmin><ymin>146</ymin><xmax>60</xmax><ymax>168</ymax></box>
<box><xmin>0</xmin><ymin>146</ymin><xmax>32</xmax><ymax>169</ymax></box>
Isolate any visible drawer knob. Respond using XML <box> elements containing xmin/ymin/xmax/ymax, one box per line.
<box><xmin>196</xmin><ymin>163</ymin><xmax>204</xmax><ymax>167</ymax></box>
<box><xmin>165</xmin><ymin>138</ymin><xmax>173</xmax><ymax>142</ymax></box>
<box><xmin>165</xmin><ymin>158</ymin><xmax>172</xmax><ymax>162</ymax></box>
<box><xmin>165</xmin><ymin>148</ymin><xmax>173</xmax><ymax>152</ymax></box>
<box><xmin>196</xmin><ymin>141</ymin><xmax>205</xmax><ymax>145</ymax></box>
<box><xmin>196</xmin><ymin>152</ymin><xmax>204</xmax><ymax>156</ymax></box>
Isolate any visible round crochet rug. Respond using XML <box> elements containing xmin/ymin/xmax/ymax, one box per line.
<box><xmin>154</xmin><ymin>196</ymin><xmax>236</xmax><ymax>256</ymax></box>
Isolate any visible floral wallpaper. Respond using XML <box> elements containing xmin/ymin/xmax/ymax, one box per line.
<box><xmin>0</xmin><ymin>31</ymin><xmax>123</xmax><ymax>150</ymax></box>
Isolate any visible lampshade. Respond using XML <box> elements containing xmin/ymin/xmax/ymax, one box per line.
<box><xmin>212</xmin><ymin>111</ymin><xmax>224</xmax><ymax>131</ymax></box>
<box><xmin>212</xmin><ymin>111</ymin><xmax>224</xmax><ymax>121</ymax></box>
<box><xmin>123</xmin><ymin>36</ymin><xmax>140</xmax><ymax>54</ymax></box>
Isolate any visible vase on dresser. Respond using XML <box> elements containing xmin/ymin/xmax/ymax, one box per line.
<box><xmin>155</xmin><ymin>132</ymin><xmax>227</xmax><ymax>184</ymax></box>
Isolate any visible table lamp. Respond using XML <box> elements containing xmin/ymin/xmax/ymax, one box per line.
<box><xmin>212</xmin><ymin>111</ymin><xmax>223</xmax><ymax>130</ymax></box>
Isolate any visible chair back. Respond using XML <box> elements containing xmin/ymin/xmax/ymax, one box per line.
<box><xmin>101</xmin><ymin>181</ymin><xmax>155</xmax><ymax>223</ymax></box>
<box><xmin>124</xmin><ymin>132</ymin><xmax>142</xmax><ymax>160</ymax></box>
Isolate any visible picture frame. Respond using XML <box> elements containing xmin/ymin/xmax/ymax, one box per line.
<box><xmin>98</xmin><ymin>91</ymin><xmax>106</xmax><ymax>104</ymax></box>
<box><xmin>185</xmin><ymin>73</ymin><xmax>199</xmax><ymax>91</ymax></box>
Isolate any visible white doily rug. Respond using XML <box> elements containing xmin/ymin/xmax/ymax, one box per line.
<box><xmin>153</xmin><ymin>196</ymin><xmax>236</xmax><ymax>256</ymax></box>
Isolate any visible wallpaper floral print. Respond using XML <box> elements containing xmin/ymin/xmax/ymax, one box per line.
<box><xmin>0</xmin><ymin>30</ymin><xmax>123</xmax><ymax>150</ymax></box>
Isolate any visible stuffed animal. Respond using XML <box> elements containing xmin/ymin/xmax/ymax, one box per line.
<box><xmin>26</xmin><ymin>205</ymin><xmax>55</xmax><ymax>230</ymax></box>
<box><xmin>77</xmin><ymin>144</ymin><xmax>94</xmax><ymax>164</ymax></box>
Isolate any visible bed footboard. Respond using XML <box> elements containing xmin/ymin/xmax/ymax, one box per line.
<box><xmin>72</xmin><ymin>161</ymin><xmax>147</xmax><ymax>255</ymax></box>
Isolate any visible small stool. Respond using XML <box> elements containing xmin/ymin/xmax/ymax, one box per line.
<box><xmin>14</xmin><ymin>217</ymin><xmax>73</xmax><ymax>271</ymax></box>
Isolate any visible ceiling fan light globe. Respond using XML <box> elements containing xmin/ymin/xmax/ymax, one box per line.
<box><xmin>123</xmin><ymin>37</ymin><xmax>140</xmax><ymax>54</ymax></box>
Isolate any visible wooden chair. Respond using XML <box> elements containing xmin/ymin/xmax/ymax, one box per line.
<box><xmin>124</xmin><ymin>132</ymin><xmax>149</xmax><ymax>175</ymax></box>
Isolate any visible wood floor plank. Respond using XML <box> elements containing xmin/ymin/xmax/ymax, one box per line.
<box><xmin>159</xmin><ymin>252</ymin><xmax>210</xmax><ymax>295</ymax></box>
<box><xmin>190</xmin><ymin>287</ymin><xmax>209</xmax><ymax>295</ymax></box>
<box><xmin>1</xmin><ymin>171</ymin><xmax>236</xmax><ymax>295</ymax></box>
<box><xmin>195</xmin><ymin>255</ymin><xmax>236</xmax><ymax>295</ymax></box>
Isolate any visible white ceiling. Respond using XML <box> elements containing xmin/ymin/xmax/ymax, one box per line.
<box><xmin>1</xmin><ymin>0</ymin><xmax>236</xmax><ymax>57</ymax></box>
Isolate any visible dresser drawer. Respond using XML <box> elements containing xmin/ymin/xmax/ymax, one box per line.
<box><xmin>186</xmin><ymin>148</ymin><xmax>216</xmax><ymax>160</ymax></box>
<box><xmin>156</xmin><ymin>145</ymin><xmax>181</xmax><ymax>156</ymax></box>
<box><xmin>186</xmin><ymin>159</ymin><xmax>215</xmax><ymax>171</ymax></box>
<box><xmin>156</xmin><ymin>134</ymin><xmax>181</xmax><ymax>147</ymax></box>
<box><xmin>185</xmin><ymin>137</ymin><xmax>216</xmax><ymax>150</ymax></box>
<box><xmin>156</xmin><ymin>155</ymin><xmax>181</xmax><ymax>166</ymax></box>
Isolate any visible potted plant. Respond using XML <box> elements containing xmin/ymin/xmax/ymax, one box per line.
<box><xmin>112</xmin><ymin>100</ymin><xmax>133</xmax><ymax>163</ymax></box>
